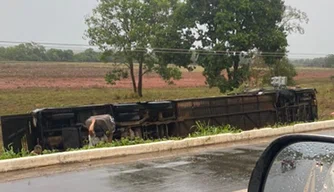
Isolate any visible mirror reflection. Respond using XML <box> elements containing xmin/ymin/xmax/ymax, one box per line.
<box><xmin>264</xmin><ymin>142</ymin><xmax>334</xmax><ymax>192</ymax></box>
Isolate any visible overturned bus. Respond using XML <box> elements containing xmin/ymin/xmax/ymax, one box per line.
<box><xmin>0</xmin><ymin>86</ymin><xmax>318</xmax><ymax>153</ymax></box>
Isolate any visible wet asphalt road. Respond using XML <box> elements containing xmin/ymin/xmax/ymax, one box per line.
<box><xmin>0</xmin><ymin>130</ymin><xmax>333</xmax><ymax>192</ymax></box>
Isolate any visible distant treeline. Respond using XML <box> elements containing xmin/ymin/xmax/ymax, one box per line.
<box><xmin>0</xmin><ymin>43</ymin><xmax>106</xmax><ymax>62</ymax></box>
<box><xmin>291</xmin><ymin>55</ymin><xmax>334</xmax><ymax>68</ymax></box>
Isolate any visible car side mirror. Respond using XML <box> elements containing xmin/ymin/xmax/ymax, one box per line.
<box><xmin>248</xmin><ymin>134</ymin><xmax>334</xmax><ymax>192</ymax></box>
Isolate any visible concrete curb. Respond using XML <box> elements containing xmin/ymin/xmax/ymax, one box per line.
<box><xmin>0</xmin><ymin>120</ymin><xmax>333</xmax><ymax>173</ymax></box>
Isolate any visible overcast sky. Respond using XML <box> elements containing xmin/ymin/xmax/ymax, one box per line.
<box><xmin>0</xmin><ymin>0</ymin><xmax>333</xmax><ymax>58</ymax></box>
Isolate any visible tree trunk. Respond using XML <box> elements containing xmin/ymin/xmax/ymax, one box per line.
<box><xmin>232</xmin><ymin>56</ymin><xmax>240</xmax><ymax>86</ymax></box>
<box><xmin>138</xmin><ymin>60</ymin><xmax>143</xmax><ymax>97</ymax></box>
<box><xmin>226</xmin><ymin>68</ymin><xmax>232</xmax><ymax>80</ymax></box>
<box><xmin>129</xmin><ymin>61</ymin><xmax>137</xmax><ymax>93</ymax></box>
<box><xmin>233</xmin><ymin>58</ymin><xmax>239</xmax><ymax>81</ymax></box>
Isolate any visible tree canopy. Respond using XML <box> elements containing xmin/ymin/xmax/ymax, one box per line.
<box><xmin>292</xmin><ymin>55</ymin><xmax>334</xmax><ymax>68</ymax></box>
<box><xmin>85</xmin><ymin>0</ymin><xmax>308</xmax><ymax>95</ymax></box>
<box><xmin>0</xmin><ymin>43</ymin><xmax>102</xmax><ymax>62</ymax></box>
<box><xmin>85</xmin><ymin>0</ymin><xmax>192</xmax><ymax>96</ymax></box>
<box><xmin>178</xmin><ymin>0</ymin><xmax>307</xmax><ymax>92</ymax></box>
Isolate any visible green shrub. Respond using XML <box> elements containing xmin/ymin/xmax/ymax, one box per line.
<box><xmin>0</xmin><ymin>145</ymin><xmax>32</xmax><ymax>160</ymax></box>
<box><xmin>189</xmin><ymin>121</ymin><xmax>241</xmax><ymax>137</ymax></box>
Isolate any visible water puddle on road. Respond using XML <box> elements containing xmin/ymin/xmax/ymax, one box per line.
<box><xmin>106</xmin><ymin>160</ymin><xmax>192</xmax><ymax>177</ymax></box>
<box><xmin>153</xmin><ymin>161</ymin><xmax>192</xmax><ymax>169</ymax></box>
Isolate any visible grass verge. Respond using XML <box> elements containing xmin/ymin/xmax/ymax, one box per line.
<box><xmin>189</xmin><ymin>121</ymin><xmax>242</xmax><ymax>137</ymax></box>
<box><xmin>0</xmin><ymin>87</ymin><xmax>221</xmax><ymax>116</ymax></box>
<box><xmin>1</xmin><ymin>79</ymin><xmax>332</xmax><ymax>120</ymax></box>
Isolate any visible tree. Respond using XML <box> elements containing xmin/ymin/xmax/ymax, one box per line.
<box><xmin>0</xmin><ymin>47</ymin><xmax>5</xmax><ymax>60</ymax></box>
<box><xmin>325</xmin><ymin>55</ymin><xmax>334</xmax><ymax>68</ymax></box>
<box><xmin>46</xmin><ymin>49</ymin><xmax>74</xmax><ymax>62</ymax></box>
<box><xmin>74</xmin><ymin>48</ymin><xmax>101</xmax><ymax>62</ymax></box>
<box><xmin>180</xmin><ymin>0</ymin><xmax>308</xmax><ymax>92</ymax></box>
<box><xmin>263</xmin><ymin>57</ymin><xmax>297</xmax><ymax>86</ymax></box>
<box><xmin>46</xmin><ymin>49</ymin><xmax>62</xmax><ymax>61</ymax></box>
<box><xmin>290</xmin><ymin>57</ymin><xmax>329</xmax><ymax>68</ymax></box>
<box><xmin>5</xmin><ymin>43</ymin><xmax>47</xmax><ymax>61</ymax></box>
<box><xmin>85</xmin><ymin>0</ymin><xmax>191</xmax><ymax>97</ymax></box>
<box><xmin>62</xmin><ymin>50</ymin><xmax>74</xmax><ymax>61</ymax></box>
<box><xmin>179</xmin><ymin>0</ymin><xmax>285</xmax><ymax>92</ymax></box>
<box><xmin>0</xmin><ymin>45</ymin><xmax>103</xmax><ymax>62</ymax></box>
<box><xmin>280</xmin><ymin>5</ymin><xmax>309</xmax><ymax>35</ymax></box>
<box><xmin>292</xmin><ymin>56</ymin><xmax>334</xmax><ymax>68</ymax></box>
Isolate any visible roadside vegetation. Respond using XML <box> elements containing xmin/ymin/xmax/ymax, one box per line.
<box><xmin>189</xmin><ymin>121</ymin><xmax>241</xmax><ymax>137</ymax></box>
<box><xmin>0</xmin><ymin>87</ymin><xmax>221</xmax><ymax>116</ymax></box>
<box><xmin>2</xmin><ymin>118</ymin><xmax>324</xmax><ymax>161</ymax></box>
<box><xmin>0</xmin><ymin>121</ymin><xmax>240</xmax><ymax>160</ymax></box>
<box><xmin>1</xmin><ymin>77</ymin><xmax>333</xmax><ymax>120</ymax></box>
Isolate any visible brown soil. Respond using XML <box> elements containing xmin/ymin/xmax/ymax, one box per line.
<box><xmin>0</xmin><ymin>62</ymin><xmax>333</xmax><ymax>89</ymax></box>
<box><xmin>0</xmin><ymin>73</ymin><xmax>206</xmax><ymax>89</ymax></box>
<box><xmin>294</xmin><ymin>69</ymin><xmax>334</xmax><ymax>80</ymax></box>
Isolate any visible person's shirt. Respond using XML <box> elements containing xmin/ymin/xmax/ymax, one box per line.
<box><xmin>85</xmin><ymin>114</ymin><xmax>116</xmax><ymax>138</ymax></box>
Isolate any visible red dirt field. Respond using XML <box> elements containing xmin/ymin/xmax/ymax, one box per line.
<box><xmin>0</xmin><ymin>62</ymin><xmax>333</xmax><ymax>89</ymax></box>
<box><xmin>0</xmin><ymin>62</ymin><xmax>207</xmax><ymax>89</ymax></box>
<box><xmin>294</xmin><ymin>69</ymin><xmax>334</xmax><ymax>80</ymax></box>
<box><xmin>0</xmin><ymin>73</ymin><xmax>206</xmax><ymax>89</ymax></box>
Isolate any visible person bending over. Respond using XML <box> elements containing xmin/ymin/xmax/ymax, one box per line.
<box><xmin>85</xmin><ymin>114</ymin><xmax>115</xmax><ymax>147</ymax></box>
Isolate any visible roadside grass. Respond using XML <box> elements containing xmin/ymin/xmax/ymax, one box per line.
<box><xmin>189</xmin><ymin>121</ymin><xmax>242</xmax><ymax>137</ymax></box>
<box><xmin>1</xmin><ymin>78</ymin><xmax>332</xmax><ymax>120</ymax></box>
<box><xmin>0</xmin><ymin>138</ymin><xmax>178</xmax><ymax>160</ymax></box>
<box><xmin>0</xmin><ymin>146</ymin><xmax>32</xmax><ymax>160</ymax></box>
<box><xmin>2</xmin><ymin>81</ymin><xmax>331</xmax><ymax>120</ymax></box>
<box><xmin>0</xmin><ymin>87</ymin><xmax>221</xmax><ymax>116</ymax></box>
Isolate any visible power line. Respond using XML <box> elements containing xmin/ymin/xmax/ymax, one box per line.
<box><xmin>0</xmin><ymin>45</ymin><xmax>325</xmax><ymax>59</ymax></box>
<box><xmin>0</xmin><ymin>40</ymin><xmax>332</xmax><ymax>58</ymax></box>
<box><xmin>0</xmin><ymin>40</ymin><xmax>320</xmax><ymax>56</ymax></box>
<box><xmin>123</xmin><ymin>47</ymin><xmax>331</xmax><ymax>57</ymax></box>
<box><xmin>0</xmin><ymin>40</ymin><xmax>95</xmax><ymax>48</ymax></box>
